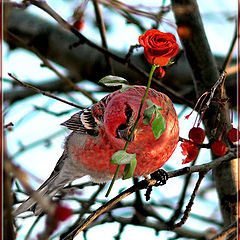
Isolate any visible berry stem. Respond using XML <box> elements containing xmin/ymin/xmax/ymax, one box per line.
<box><xmin>105</xmin><ymin>64</ymin><xmax>158</xmax><ymax>197</ymax></box>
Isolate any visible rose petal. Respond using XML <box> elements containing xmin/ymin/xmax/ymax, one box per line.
<box><xmin>144</xmin><ymin>49</ymin><xmax>170</xmax><ymax>66</ymax></box>
<box><xmin>139</xmin><ymin>29</ymin><xmax>179</xmax><ymax>66</ymax></box>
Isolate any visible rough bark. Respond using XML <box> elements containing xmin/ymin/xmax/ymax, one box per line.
<box><xmin>171</xmin><ymin>0</ymin><xmax>238</xmax><ymax>227</ymax></box>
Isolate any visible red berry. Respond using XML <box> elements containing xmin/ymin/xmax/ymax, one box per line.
<box><xmin>227</xmin><ymin>128</ymin><xmax>239</xmax><ymax>143</ymax></box>
<box><xmin>177</xmin><ymin>25</ymin><xmax>192</xmax><ymax>40</ymax></box>
<box><xmin>73</xmin><ymin>19</ymin><xmax>84</xmax><ymax>31</ymax></box>
<box><xmin>188</xmin><ymin>127</ymin><xmax>205</xmax><ymax>145</ymax></box>
<box><xmin>211</xmin><ymin>141</ymin><xmax>227</xmax><ymax>156</ymax></box>
<box><xmin>181</xmin><ymin>140</ymin><xmax>199</xmax><ymax>164</ymax></box>
<box><xmin>54</xmin><ymin>205</ymin><xmax>73</xmax><ymax>221</ymax></box>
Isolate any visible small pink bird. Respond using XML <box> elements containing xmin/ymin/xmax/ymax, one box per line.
<box><xmin>13</xmin><ymin>86</ymin><xmax>179</xmax><ymax>216</ymax></box>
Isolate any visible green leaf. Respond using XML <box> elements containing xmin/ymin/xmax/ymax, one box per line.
<box><xmin>146</xmin><ymin>99</ymin><xmax>163</xmax><ymax>110</ymax></box>
<box><xmin>143</xmin><ymin>99</ymin><xmax>163</xmax><ymax>125</ymax></box>
<box><xmin>99</xmin><ymin>75</ymin><xmax>129</xmax><ymax>88</ymax></box>
<box><xmin>122</xmin><ymin>157</ymin><xmax>137</xmax><ymax>180</ymax></box>
<box><xmin>152</xmin><ymin>111</ymin><xmax>166</xmax><ymax>139</ymax></box>
<box><xmin>146</xmin><ymin>99</ymin><xmax>154</xmax><ymax>107</ymax></box>
<box><xmin>143</xmin><ymin>105</ymin><xmax>155</xmax><ymax>125</ymax></box>
<box><xmin>110</xmin><ymin>150</ymin><xmax>136</xmax><ymax>165</ymax></box>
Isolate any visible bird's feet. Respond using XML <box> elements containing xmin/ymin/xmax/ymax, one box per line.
<box><xmin>144</xmin><ymin>169</ymin><xmax>168</xmax><ymax>201</ymax></box>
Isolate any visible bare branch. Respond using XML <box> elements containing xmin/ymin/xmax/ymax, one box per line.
<box><xmin>8</xmin><ymin>73</ymin><xmax>84</xmax><ymax>109</ymax></box>
<box><xmin>170</xmin><ymin>172</ymin><xmax>207</xmax><ymax>229</ymax></box>
<box><xmin>209</xmin><ymin>220</ymin><xmax>238</xmax><ymax>240</ymax></box>
<box><xmin>61</xmin><ymin>150</ymin><xmax>237</xmax><ymax>239</ymax></box>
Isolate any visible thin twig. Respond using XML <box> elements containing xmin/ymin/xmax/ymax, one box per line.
<box><xmin>8</xmin><ymin>73</ymin><xmax>83</xmax><ymax>109</ymax></box>
<box><xmin>98</xmin><ymin>0</ymin><xmax>164</xmax><ymax>21</ymax></box>
<box><xmin>27</xmin><ymin>0</ymin><xmax>125</xmax><ymax>64</ymax></box>
<box><xmin>24</xmin><ymin>215</ymin><xmax>42</xmax><ymax>240</ymax></box>
<box><xmin>92</xmin><ymin>0</ymin><xmax>114</xmax><ymax>74</ymax></box>
<box><xmin>6</xmin><ymin>30</ymin><xmax>97</xmax><ymax>103</ymax></box>
<box><xmin>169</xmin><ymin>171</ymin><xmax>207</xmax><ymax>229</ymax></box>
<box><xmin>167</xmin><ymin>166</ymin><xmax>193</xmax><ymax>225</ymax></box>
<box><xmin>221</xmin><ymin>23</ymin><xmax>237</xmax><ymax>73</ymax></box>
<box><xmin>12</xmin><ymin>130</ymin><xmax>62</xmax><ymax>158</ymax></box>
<box><xmin>167</xmin><ymin>148</ymin><xmax>237</xmax><ymax>178</ymax></box>
<box><xmin>33</xmin><ymin>106</ymin><xmax>72</xmax><ymax>117</ymax></box>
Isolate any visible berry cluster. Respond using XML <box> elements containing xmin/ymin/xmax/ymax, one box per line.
<box><xmin>182</xmin><ymin>79</ymin><xmax>239</xmax><ymax>161</ymax></box>
<box><xmin>210</xmin><ymin>126</ymin><xmax>239</xmax><ymax>157</ymax></box>
<box><xmin>181</xmin><ymin>125</ymin><xmax>239</xmax><ymax>161</ymax></box>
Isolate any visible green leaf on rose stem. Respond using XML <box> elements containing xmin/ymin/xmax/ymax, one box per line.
<box><xmin>99</xmin><ymin>75</ymin><xmax>130</xmax><ymax>89</ymax></box>
<box><xmin>146</xmin><ymin>99</ymin><xmax>163</xmax><ymax>110</ymax></box>
<box><xmin>122</xmin><ymin>157</ymin><xmax>137</xmax><ymax>180</ymax></box>
<box><xmin>143</xmin><ymin>99</ymin><xmax>163</xmax><ymax>125</ymax></box>
<box><xmin>152</xmin><ymin>111</ymin><xmax>166</xmax><ymax>139</ymax></box>
<box><xmin>143</xmin><ymin>105</ymin><xmax>155</xmax><ymax>125</ymax></box>
<box><xmin>110</xmin><ymin>150</ymin><xmax>136</xmax><ymax>165</ymax></box>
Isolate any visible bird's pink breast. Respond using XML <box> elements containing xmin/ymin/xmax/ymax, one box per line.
<box><xmin>71</xmin><ymin>131</ymin><xmax>124</xmax><ymax>175</ymax></box>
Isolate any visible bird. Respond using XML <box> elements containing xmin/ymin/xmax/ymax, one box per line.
<box><xmin>13</xmin><ymin>86</ymin><xmax>179</xmax><ymax>216</ymax></box>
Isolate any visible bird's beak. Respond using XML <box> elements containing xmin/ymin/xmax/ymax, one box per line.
<box><xmin>117</xmin><ymin>126</ymin><xmax>134</xmax><ymax>142</ymax></box>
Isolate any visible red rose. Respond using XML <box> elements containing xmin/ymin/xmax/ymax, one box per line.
<box><xmin>139</xmin><ymin>29</ymin><xmax>179</xmax><ymax>66</ymax></box>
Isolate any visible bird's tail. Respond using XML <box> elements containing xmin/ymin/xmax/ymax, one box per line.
<box><xmin>12</xmin><ymin>174</ymin><xmax>69</xmax><ymax>216</ymax></box>
<box><xmin>13</xmin><ymin>151</ymin><xmax>78</xmax><ymax>216</ymax></box>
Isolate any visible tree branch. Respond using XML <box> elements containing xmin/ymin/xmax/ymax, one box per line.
<box><xmin>171</xmin><ymin>0</ymin><xmax>238</xmax><ymax>226</ymax></box>
<box><xmin>209</xmin><ymin>220</ymin><xmax>238</xmax><ymax>240</ymax></box>
<box><xmin>4</xmin><ymin>7</ymin><xmax>237</xmax><ymax>106</ymax></box>
<box><xmin>8</xmin><ymin>73</ymin><xmax>84</xmax><ymax>109</ymax></box>
<box><xmin>61</xmin><ymin>149</ymin><xmax>237</xmax><ymax>239</ymax></box>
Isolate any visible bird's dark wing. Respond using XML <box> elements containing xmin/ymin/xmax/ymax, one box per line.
<box><xmin>61</xmin><ymin>108</ymin><xmax>99</xmax><ymax>136</ymax></box>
